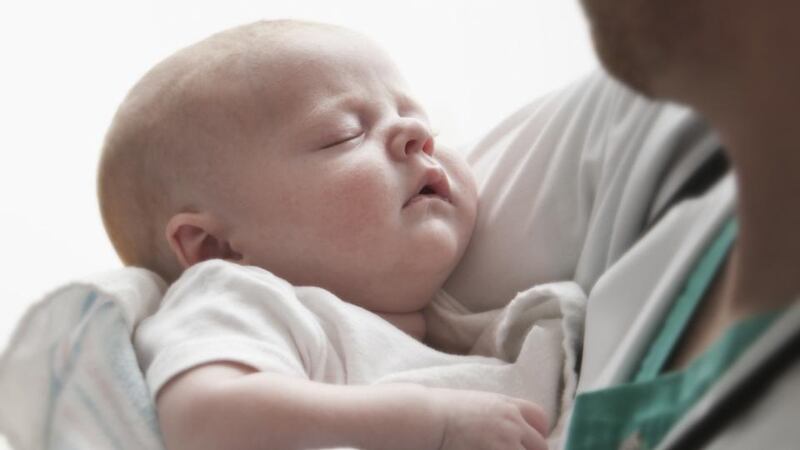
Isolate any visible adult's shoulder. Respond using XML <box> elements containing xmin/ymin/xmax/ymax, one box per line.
<box><xmin>444</xmin><ymin>69</ymin><xmax>717</xmax><ymax>312</ymax></box>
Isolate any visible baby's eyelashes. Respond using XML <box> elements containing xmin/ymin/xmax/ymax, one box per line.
<box><xmin>320</xmin><ymin>132</ymin><xmax>365</xmax><ymax>150</ymax></box>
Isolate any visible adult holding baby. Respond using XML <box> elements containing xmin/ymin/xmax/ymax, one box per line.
<box><xmin>86</xmin><ymin>3</ymin><xmax>800</xmax><ymax>448</ymax></box>
<box><xmin>0</xmin><ymin>3</ymin><xmax>796</xmax><ymax>449</ymax></box>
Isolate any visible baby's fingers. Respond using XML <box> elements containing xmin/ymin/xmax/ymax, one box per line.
<box><xmin>520</xmin><ymin>425</ymin><xmax>548</xmax><ymax>450</ymax></box>
<box><xmin>511</xmin><ymin>399</ymin><xmax>549</xmax><ymax>437</ymax></box>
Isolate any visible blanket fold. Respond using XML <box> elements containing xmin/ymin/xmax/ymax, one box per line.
<box><xmin>0</xmin><ymin>268</ymin><xmax>166</xmax><ymax>450</ymax></box>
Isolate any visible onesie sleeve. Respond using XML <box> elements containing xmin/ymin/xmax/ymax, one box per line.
<box><xmin>133</xmin><ymin>260</ymin><xmax>326</xmax><ymax>399</ymax></box>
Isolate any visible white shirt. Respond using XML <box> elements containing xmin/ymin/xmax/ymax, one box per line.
<box><xmin>443</xmin><ymin>72</ymin><xmax>719</xmax><ymax>312</ymax></box>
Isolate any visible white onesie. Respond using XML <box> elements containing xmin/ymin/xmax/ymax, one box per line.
<box><xmin>134</xmin><ymin>259</ymin><xmax>585</xmax><ymax>431</ymax></box>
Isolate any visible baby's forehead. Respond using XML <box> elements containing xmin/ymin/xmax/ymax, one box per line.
<box><xmin>189</xmin><ymin>26</ymin><xmax>379</xmax><ymax>101</ymax></box>
<box><xmin>207</xmin><ymin>30</ymin><xmax>402</xmax><ymax>119</ymax></box>
<box><xmin>152</xmin><ymin>22</ymin><xmax>409</xmax><ymax>162</ymax></box>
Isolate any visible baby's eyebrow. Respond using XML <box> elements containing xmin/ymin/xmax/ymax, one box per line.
<box><xmin>394</xmin><ymin>92</ymin><xmax>421</xmax><ymax>110</ymax></box>
<box><xmin>393</xmin><ymin>93</ymin><xmax>430</xmax><ymax>120</ymax></box>
<box><xmin>303</xmin><ymin>94</ymin><xmax>362</xmax><ymax>122</ymax></box>
<box><xmin>302</xmin><ymin>91</ymin><xmax>428</xmax><ymax>125</ymax></box>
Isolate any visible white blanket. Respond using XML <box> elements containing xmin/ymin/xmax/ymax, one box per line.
<box><xmin>0</xmin><ymin>269</ymin><xmax>166</xmax><ymax>450</ymax></box>
<box><xmin>424</xmin><ymin>282</ymin><xmax>587</xmax><ymax>445</ymax></box>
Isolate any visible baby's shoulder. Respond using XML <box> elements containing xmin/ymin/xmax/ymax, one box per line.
<box><xmin>172</xmin><ymin>259</ymin><xmax>294</xmax><ymax>292</ymax></box>
<box><xmin>166</xmin><ymin>260</ymin><xmax>348</xmax><ymax>320</ymax></box>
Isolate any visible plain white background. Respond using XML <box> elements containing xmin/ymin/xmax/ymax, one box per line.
<box><xmin>0</xmin><ymin>3</ymin><xmax>595</xmax><ymax>444</ymax></box>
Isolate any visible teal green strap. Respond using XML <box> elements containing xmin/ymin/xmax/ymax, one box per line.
<box><xmin>565</xmin><ymin>308</ymin><xmax>782</xmax><ymax>450</ymax></box>
<box><xmin>633</xmin><ymin>219</ymin><xmax>738</xmax><ymax>382</ymax></box>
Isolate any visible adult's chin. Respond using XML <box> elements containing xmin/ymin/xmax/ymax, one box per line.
<box><xmin>580</xmin><ymin>0</ymin><xmax>668</xmax><ymax>98</ymax></box>
<box><xmin>592</xmin><ymin>31</ymin><xmax>659</xmax><ymax>98</ymax></box>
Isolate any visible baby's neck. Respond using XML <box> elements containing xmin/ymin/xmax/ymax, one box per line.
<box><xmin>375</xmin><ymin>311</ymin><xmax>427</xmax><ymax>342</ymax></box>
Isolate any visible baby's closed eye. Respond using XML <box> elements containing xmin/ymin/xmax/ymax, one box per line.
<box><xmin>320</xmin><ymin>131</ymin><xmax>364</xmax><ymax>149</ymax></box>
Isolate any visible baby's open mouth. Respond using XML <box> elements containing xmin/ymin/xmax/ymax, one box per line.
<box><xmin>404</xmin><ymin>167</ymin><xmax>451</xmax><ymax>207</ymax></box>
<box><xmin>419</xmin><ymin>185</ymin><xmax>437</xmax><ymax>196</ymax></box>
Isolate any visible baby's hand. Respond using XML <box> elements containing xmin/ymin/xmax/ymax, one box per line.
<box><xmin>431</xmin><ymin>388</ymin><xmax>549</xmax><ymax>450</ymax></box>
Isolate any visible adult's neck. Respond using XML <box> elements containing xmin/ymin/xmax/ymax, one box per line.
<box><xmin>693</xmin><ymin>73</ymin><xmax>800</xmax><ymax>318</ymax></box>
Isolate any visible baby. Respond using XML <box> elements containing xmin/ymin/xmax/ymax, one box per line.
<box><xmin>99</xmin><ymin>20</ymin><xmax>554</xmax><ymax>450</ymax></box>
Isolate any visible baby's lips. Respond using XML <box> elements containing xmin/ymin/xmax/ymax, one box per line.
<box><xmin>428</xmin><ymin>167</ymin><xmax>451</xmax><ymax>202</ymax></box>
<box><xmin>404</xmin><ymin>166</ymin><xmax>451</xmax><ymax>207</ymax></box>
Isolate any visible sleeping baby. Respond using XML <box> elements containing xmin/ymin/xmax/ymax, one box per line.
<box><xmin>99</xmin><ymin>19</ymin><xmax>583</xmax><ymax>450</ymax></box>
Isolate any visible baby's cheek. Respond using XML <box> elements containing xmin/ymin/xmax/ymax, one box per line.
<box><xmin>314</xmin><ymin>167</ymin><xmax>394</xmax><ymax>241</ymax></box>
<box><xmin>437</xmin><ymin>150</ymin><xmax>478</xmax><ymax>220</ymax></box>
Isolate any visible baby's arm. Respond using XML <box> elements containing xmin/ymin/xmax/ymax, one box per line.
<box><xmin>157</xmin><ymin>362</ymin><xmax>549</xmax><ymax>450</ymax></box>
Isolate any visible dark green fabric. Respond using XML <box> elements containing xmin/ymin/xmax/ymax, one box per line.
<box><xmin>564</xmin><ymin>219</ymin><xmax>782</xmax><ymax>450</ymax></box>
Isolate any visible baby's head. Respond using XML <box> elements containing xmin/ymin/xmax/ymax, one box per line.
<box><xmin>98</xmin><ymin>20</ymin><xmax>478</xmax><ymax>314</ymax></box>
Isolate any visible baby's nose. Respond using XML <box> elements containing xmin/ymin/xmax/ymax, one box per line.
<box><xmin>389</xmin><ymin>117</ymin><xmax>434</xmax><ymax>159</ymax></box>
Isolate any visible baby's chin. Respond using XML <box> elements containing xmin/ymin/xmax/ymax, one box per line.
<box><xmin>349</xmin><ymin>260</ymin><xmax>458</xmax><ymax>315</ymax></box>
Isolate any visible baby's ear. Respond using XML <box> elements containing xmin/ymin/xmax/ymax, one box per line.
<box><xmin>165</xmin><ymin>212</ymin><xmax>243</xmax><ymax>269</ymax></box>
